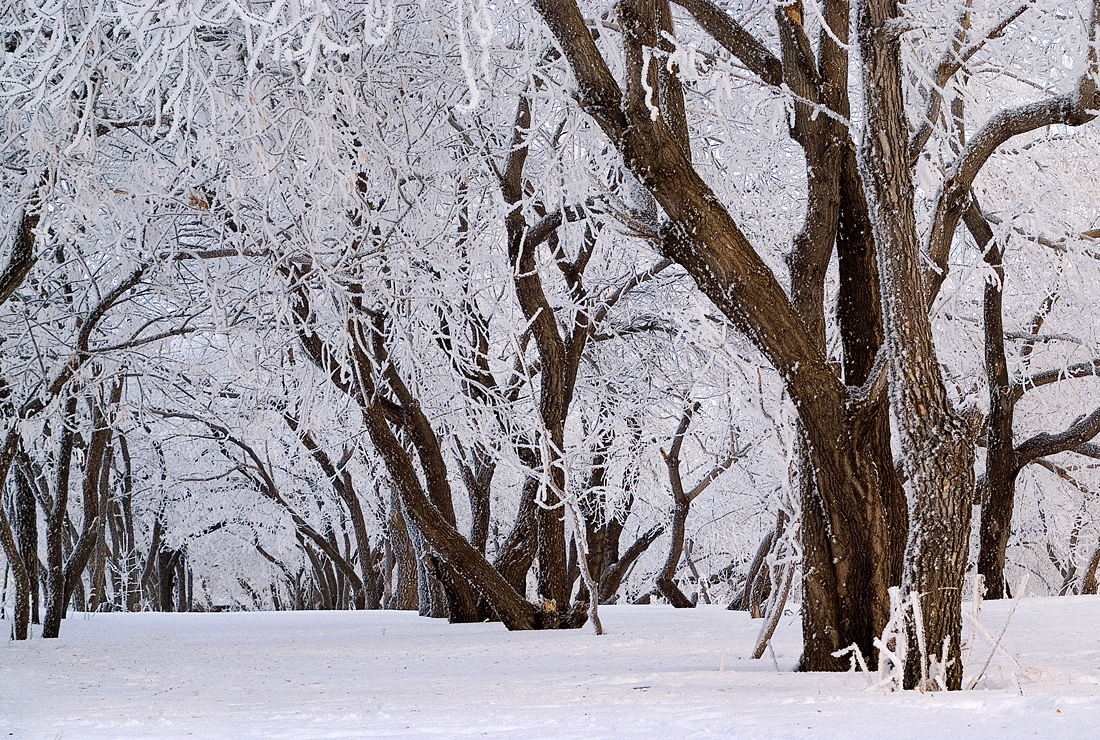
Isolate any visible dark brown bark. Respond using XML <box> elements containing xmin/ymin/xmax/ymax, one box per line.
<box><xmin>308</xmin><ymin>307</ymin><xmax>557</xmax><ymax>629</ymax></box>
<box><xmin>362</xmin><ymin>313</ymin><xmax>482</xmax><ymax>621</ymax></box>
<box><xmin>533</xmin><ymin>0</ymin><xmax>892</xmax><ymax>668</ymax></box>
<box><xmin>500</xmin><ymin>94</ymin><xmax>573</xmax><ymax>609</ymax></box>
<box><xmin>655</xmin><ymin>403</ymin><xmax>699</xmax><ymax>609</ymax></box>
<box><xmin>118</xmin><ymin>435</ymin><xmax>140</xmax><ymax>611</ymax></box>
<box><xmin>1082</xmin><ymin>541</ymin><xmax>1100</xmax><ymax>595</ymax></box>
<box><xmin>355</xmin><ymin>377</ymin><xmax>541</xmax><ymax>628</ymax></box>
<box><xmin>974</xmin><ymin>209</ymin><xmax>1018</xmax><ymax>600</ymax></box>
<box><xmin>157</xmin><ymin>548</ymin><xmax>182</xmax><ymax>612</ymax></box>
<box><xmin>598</xmin><ymin>524</ymin><xmax>663</xmax><ymax>602</ymax></box>
<box><xmin>42</xmin><ymin>394</ymin><xmax>78</xmax><ymax>638</ymax></box>
<box><xmin>0</xmin><ymin>176</ymin><xmax>43</xmax><ymax>307</ymax></box>
<box><xmin>385</xmin><ymin>488</ymin><xmax>420</xmax><ymax>610</ymax></box>
<box><xmin>673</xmin><ymin>0</ymin><xmax>782</xmax><ymax>86</ymax></box>
<box><xmin>83</xmin><ymin>388</ymin><xmax>120</xmax><ymax>613</ymax></box>
<box><xmin>857</xmin><ymin>0</ymin><xmax>977</xmax><ymax>691</ymax></box>
<box><xmin>13</xmin><ymin>445</ymin><xmax>40</xmax><ymax>625</ymax></box>
<box><xmin>0</xmin><ymin>430</ymin><xmax>30</xmax><ymax>639</ymax></box>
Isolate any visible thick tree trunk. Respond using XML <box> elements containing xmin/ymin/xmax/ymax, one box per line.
<box><xmin>385</xmin><ymin>488</ymin><xmax>419</xmax><ymax>610</ymax></box>
<box><xmin>533</xmin><ymin>0</ymin><xmax>894</xmax><ymax>665</ymax></box>
<box><xmin>857</xmin><ymin>0</ymin><xmax>975</xmax><ymax>690</ymax></box>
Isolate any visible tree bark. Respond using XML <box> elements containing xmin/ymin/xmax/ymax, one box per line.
<box><xmin>532</xmin><ymin>0</ymin><xmax>893</xmax><ymax>666</ymax></box>
<box><xmin>0</xmin><ymin>430</ymin><xmax>30</xmax><ymax>639</ymax></box>
<box><xmin>42</xmin><ymin>395</ymin><xmax>79</xmax><ymax>638</ymax></box>
<box><xmin>385</xmin><ymin>488</ymin><xmax>420</xmax><ymax>611</ymax></box>
<box><xmin>655</xmin><ymin>403</ymin><xmax>699</xmax><ymax>608</ymax></box>
<box><xmin>857</xmin><ymin>0</ymin><xmax>976</xmax><ymax>691</ymax></box>
<box><xmin>975</xmin><ymin>215</ymin><xmax>1018</xmax><ymax>600</ymax></box>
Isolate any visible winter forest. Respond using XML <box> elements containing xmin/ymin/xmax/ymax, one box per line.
<box><xmin>3</xmin><ymin>0</ymin><xmax>1100</xmax><ymax>706</ymax></box>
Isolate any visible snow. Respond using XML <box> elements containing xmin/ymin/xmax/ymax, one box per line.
<box><xmin>3</xmin><ymin>597</ymin><xmax>1100</xmax><ymax>739</ymax></box>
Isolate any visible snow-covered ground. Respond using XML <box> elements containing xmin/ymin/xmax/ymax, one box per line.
<box><xmin>3</xmin><ymin>596</ymin><xmax>1099</xmax><ymax>739</ymax></box>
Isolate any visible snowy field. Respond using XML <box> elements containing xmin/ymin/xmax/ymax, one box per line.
<box><xmin>3</xmin><ymin>597</ymin><xmax>1100</xmax><ymax>739</ymax></box>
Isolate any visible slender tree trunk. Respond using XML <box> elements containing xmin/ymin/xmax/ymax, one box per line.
<box><xmin>42</xmin><ymin>395</ymin><xmax>78</xmax><ymax>638</ymax></box>
<box><xmin>0</xmin><ymin>430</ymin><xmax>31</xmax><ymax>639</ymax></box>
<box><xmin>12</xmin><ymin>450</ymin><xmax>38</xmax><ymax>630</ymax></box>
<box><xmin>655</xmin><ymin>404</ymin><xmax>698</xmax><ymax>608</ymax></box>
<box><xmin>118</xmin><ymin>436</ymin><xmax>141</xmax><ymax>612</ymax></box>
<box><xmin>1081</xmin><ymin>540</ymin><xmax>1100</xmax><ymax>595</ymax></box>
<box><xmin>972</xmin><ymin>211</ymin><xmax>1019</xmax><ymax>600</ymax></box>
<box><xmin>655</xmin><ymin>496</ymin><xmax>694</xmax><ymax>608</ymax></box>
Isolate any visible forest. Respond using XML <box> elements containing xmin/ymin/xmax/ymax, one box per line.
<box><xmin>1</xmin><ymin>0</ymin><xmax>1099</xmax><ymax>695</ymax></box>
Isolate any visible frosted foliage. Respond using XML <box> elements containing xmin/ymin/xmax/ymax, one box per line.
<box><xmin>0</xmin><ymin>0</ymin><xmax>1099</xmax><ymax>622</ymax></box>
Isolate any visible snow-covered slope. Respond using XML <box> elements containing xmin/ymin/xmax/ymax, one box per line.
<box><xmin>3</xmin><ymin>598</ymin><xmax>1099</xmax><ymax>739</ymax></box>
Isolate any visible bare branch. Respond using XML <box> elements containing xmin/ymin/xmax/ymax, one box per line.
<box><xmin>909</xmin><ymin>2</ymin><xmax>1034</xmax><ymax>165</ymax></box>
<box><xmin>1017</xmin><ymin>406</ymin><xmax>1100</xmax><ymax>466</ymax></box>
<box><xmin>925</xmin><ymin>2</ymin><xmax>1100</xmax><ymax>300</ymax></box>
<box><xmin>672</xmin><ymin>0</ymin><xmax>782</xmax><ymax>86</ymax></box>
<box><xmin>1012</xmin><ymin>359</ymin><xmax>1100</xmax><ymax>403</ymax></box>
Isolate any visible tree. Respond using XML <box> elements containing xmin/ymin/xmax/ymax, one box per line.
<box><xmin>528</xmin><ymin>0</ymin><xmax>1099</xmax><ymax>688</ymax></box>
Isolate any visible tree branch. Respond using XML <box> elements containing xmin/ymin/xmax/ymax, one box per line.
<box><xmin>1012</xmin><ymin>359</ymin><xmax>1100</xmax><ymax>403</ymax></box>
<box><xmin>1017</xmin><ymin>405</ymin><xmax>1100</xmax><ymax>466</ymax></box>
<box><xmin>925</xmin><ymin>1</ymin><xmax>1100</xmax><ymax>301</ymax></box>
<box><xmin>909</xmin><ymin>2</ymin><xmax>1033</xmax><ymax>165</ymax></box>
<box><xmin>672</xmin><ymin>0</ymin><xmax>782</xmax><ymax>86</ymax></box>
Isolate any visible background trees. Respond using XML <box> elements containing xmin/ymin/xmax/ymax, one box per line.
<box><xmin>2</xmin><ymin>0</ymin><xmax>1099</xmax><ymax>691</ymax></box>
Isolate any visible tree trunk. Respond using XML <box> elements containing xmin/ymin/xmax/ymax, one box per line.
<box><xmin>533</xmin><ymin>0</ymin><xmax>896</xmax><ymax>665</ymax></box>
<box><xmin>12</xmin><ymin>448</ymin><xmax>38</xmax><ymax>630</ymax></box>
<box><xmin>655</xmin><ymin>404</ymin><xmax>699</xmax><ymax>608</ymax></box>
<box><xmin>42</xmin><ymin>396</ymin><xmax>78</xmax><ymax>638</ymax></box>
<box><xmin>118</xmin><ymin>436</ymin><xmax>141</xmax><ymax>612</ymax></box>
<box><xmin>655</xmin><ymin>497</ymin><xmax>694</xmax><ymax>608</ymax></box>
<box><xmin>857</xmin><ymin>0</ymin><xmax>975</xmax><ymax>690</ymax></box>
<box><xmin>385</xmin><ymin>488</ymin><xmax>420</xmax><ymax>610</ymax></box>
<box><xmin>1081</xmin><ymin>540</ymin><xmax>1100</xmax><ymax>595</ymax></box>
<box><xmin>971</xmin><ymin>208</ymin><xmax>1017</xmax><ymax>600</ymax></box>
<box><xmin>0</xmin><ymin>430</ymin><xmax>31</xmax><ymax>639</ymax></box>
